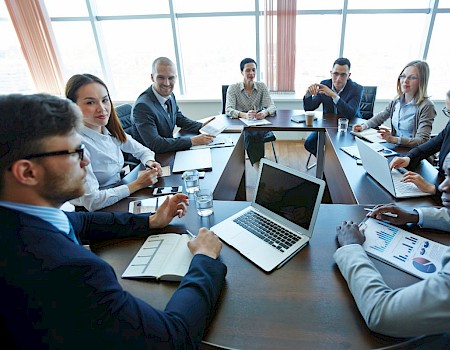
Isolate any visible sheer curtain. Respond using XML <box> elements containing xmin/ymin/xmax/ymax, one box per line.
<box><xmin>264</xmin><ymin>0</ymin><xmax>296</xmax><ymax>93</ymax></box>
<box><xmin>5</xmin><ymin>0</ymin><xmax>64</xmax><ymax>95</ymax></box>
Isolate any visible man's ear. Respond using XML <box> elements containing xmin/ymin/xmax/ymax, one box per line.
<box><xmin>151</xmin><ymin>73</ymin><xmax>155</xmax><ymax>83</ymax></box>
<box><xmin>348</xmin><ymin>72</ymin><xmax>351</xmax><ymax>79</ymax></box>
<box><xmin>9</xmin><ymin>160</ymin><xmax>41</xmax><ymax>186</ymax></box>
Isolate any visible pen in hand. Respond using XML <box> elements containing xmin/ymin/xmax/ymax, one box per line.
<box><xmin>186</xmin><ymin>229</ymin><xmax>196</xmax><ymax>238</ymax></box>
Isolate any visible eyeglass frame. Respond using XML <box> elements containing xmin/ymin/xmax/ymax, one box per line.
<box><xmin>398</xmin><ymin>74</ymin><xmax>418</xmax><ymax>81</ymax></box>
<box><xmin>443</xmin><ymin>107</ymin><xmax>450</xmax><ymax>118</ymax></box>
<box><xmin>331</xmin><ymin>72</ymin><xmax>348</xmax><ymax>79</ymax></box>
<box><xmin>21</xmin><ymin>144</ymin><xmax>85</xmax><ymax>161</ymax></box>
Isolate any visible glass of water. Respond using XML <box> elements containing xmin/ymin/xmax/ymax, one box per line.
<box><xmin>195</xmin><ymin>189</ymin><xmax>214</xmax><ymax>216</ymax></box>
<box><xmin>183</xmin><ymin>170</ymin><xmax>200</xmax><ymax>193</ymax></box>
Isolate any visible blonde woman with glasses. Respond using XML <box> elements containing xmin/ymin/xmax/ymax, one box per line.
<box><xmin>353</xmin><ymin>60</ymin><xmax>436</xmax><ymax>147</ymax></box>
<box><xmin>389</xmin><ymin>89</ymin><xmax>450</xmax><ymax>195</ymax></box>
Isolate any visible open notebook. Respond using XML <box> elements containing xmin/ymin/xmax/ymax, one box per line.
<box><xmin>211</xmin><ymin>159</ymin><xmax>325</xmax><ymax>272</ymax></box>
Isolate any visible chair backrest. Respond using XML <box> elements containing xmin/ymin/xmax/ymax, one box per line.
<box><xmin>115</xmin><ymin>103</ymin><xmax>133</xmax><ymax>133</ymax></box>
<box><xmin>221</xmin><ymin>85</ymin><xmax>229</xmax><ymax>114</ymax></box>
<box><xmin>359</xmin><ymin>86</ymin><xmax>377</xmax><ymax>120</ymax></box>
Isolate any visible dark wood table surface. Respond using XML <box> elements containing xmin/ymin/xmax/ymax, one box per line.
<box><xmin>102</xmin><ymin>132</ymin><xmax>246</xmax><ymax>212</ymax></box>
<box><xmin>324</xmin><ymin>127</ymin><xmax>441</xmax><ymax>206</ymax></box>
<box><xmin>92</xmin><ymin>202</ymin><xmax>450</xmax><ymax>349</ymax></box>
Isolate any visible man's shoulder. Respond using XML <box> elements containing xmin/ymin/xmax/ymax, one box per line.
<box><xmin>135</xmin><ymin>86</ymin><xmax>156</xmax><ymax>104</ymax></box>
<box><xmin>347</xmin><ymin>79</ymin><xmax>363</xmax><ymax>91</ymax></box>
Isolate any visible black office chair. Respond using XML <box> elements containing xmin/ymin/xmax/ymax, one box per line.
<box><xmin>221</xmin><ymin>85</ymin><xmax>278</xmax><ymax>163</ymax></box>
<box><xmin>305</xmin><ymin>85</ymin><xmax>378</xmax><ymax>169</ymax></box>
<box><xmin>115</xmin><ymin>103</ymin><xmax>133</xmax><ymax>134</ymax></box>
<box><xmin>115</xmin><ymin>103</ymin><xmax>139</xmax><ymax>168</ymax></box>
<box><xmin>360</xmin><ymin>86</ymin><xmax>377</xmax><ymax>120</ymax></box>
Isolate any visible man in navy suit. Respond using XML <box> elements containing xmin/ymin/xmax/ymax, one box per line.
<box><xmin>0</xmin><ymin>93</ymin><xmax>226</xmax><ymax>349</ymax></box>
<box><xmin>303</xmin><ymin>57</ymin><xmax>363</xmax><ymax>156</ymax></box>
<box><xmin>131</xmin><ymin>57</ymin><xmax>214</xmax><ymax>153</ymax></box>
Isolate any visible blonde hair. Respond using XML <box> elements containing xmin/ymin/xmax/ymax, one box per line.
<box><xmin>396</xmin><ymin>60</ymin><xmax>430</xmax><ymax>105</ymax></box>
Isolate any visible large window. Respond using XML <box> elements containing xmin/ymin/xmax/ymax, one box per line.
<box><xmin>3</xmin><ymin>0</ymin><xmax>450</xmax><ymax>101</ymax></box>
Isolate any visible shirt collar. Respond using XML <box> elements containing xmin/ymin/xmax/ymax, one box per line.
<box><xmin>80</xmin><ymin>124</ymin><xmax>111</xmax><ymax>139</ymax></box>
<box><xmin>152</xmin><ymin>84</ymin><xmax>171</xmax><ymax>106</ymax></box>
<box><xmin>239</xmin><ymin>81</ymin><xmax>258</xmax><ymax>92</ymax></box>
<box><xmin>0</xmin><ymin>200</ymin><xmax>71</xmax><ymax>234</ymax></box>
<box><xmin>332</xmin><ymin>81</ymin><xmax>347</xmax><ymax>95</ymax></box>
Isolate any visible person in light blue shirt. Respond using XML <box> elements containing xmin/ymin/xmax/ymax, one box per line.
<box><xmin>66</xmin><ymin>74</ymin><xmax>163</xmax><ymax>211</ymax></box>
<box><xmin>353</xmin><ymin>60</ymin><xmax>436</xmax><ymax>148</ymax></box>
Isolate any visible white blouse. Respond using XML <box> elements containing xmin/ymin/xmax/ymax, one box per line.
<box><xmin>71</xmin><ymin>125</ymin><xmax>155</xmax><ymax>211</ymax></box>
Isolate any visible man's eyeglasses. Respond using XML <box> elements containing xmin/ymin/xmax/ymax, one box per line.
<box><xmin>22</xmin><ymin>144</ymin><xmax>85</xmax><ymax>161</ymax></box>
<box><xmin>443</xmin><ymin>107</ymin><xmax>450</xmax><ymax>118</ymax></box>
<box><xmin>332</xmin><ymin>72</ymin><xmax>348</xmax><ymax>78</ymax></box>
<box><xmin>399</xmin><ymin>74</ymin><xmax>418</xmax><ymax>81</ymax></box>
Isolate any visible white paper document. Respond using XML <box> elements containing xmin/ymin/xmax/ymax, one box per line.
<box><xmin>199</xmin><ymin>116</ymin><xmax>227</xmax><ymax>136</ymax></box>
<box><xmin>351</xmin><ymin>128</ymin><xmax>387</xmax><ymax>143</ymax></box>
<box><xmin>239</xmin><ymin>118</ymin><xmax>272</xmax><ymax>126</ymax></box>
<box><xmin>361</xmin><ymin>218</ymin><xmax>446</xmax><ymax>279</ymax></box>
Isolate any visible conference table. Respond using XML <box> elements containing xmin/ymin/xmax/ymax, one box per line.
<box><xmin>324</xmin><ymin>127</ymin><xmax>441</xmax><ymax>206</ymax></box>
<box><xmin>115</xmin><ymin>132</ymin><xmax>247</xmax><ymax>203</ymax></box>
<box><xmin>212</xmin><ymin>110</ymin><xmax>337</xmax><ymax>179</ymax></box>
<box><xmin>92</xmin><ymin>201</ymin><xmax>450</xmax><ymax>349</ymax></box>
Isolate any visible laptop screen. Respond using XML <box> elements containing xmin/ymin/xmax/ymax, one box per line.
<box><xmin>255</xmin><ymin>163</ymin><xmax>321</xmax><ymax>230</ymax></box>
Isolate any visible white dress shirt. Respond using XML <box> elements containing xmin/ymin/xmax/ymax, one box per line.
<box><xmin>71</xmin><ymin>125</ymin><xmax>155</xmax><ymax>211</ymax></box>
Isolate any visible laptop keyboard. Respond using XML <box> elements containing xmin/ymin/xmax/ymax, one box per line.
<box><xmin>392</xmin><ymin>172</ymin><xmax>423</xmax><ymax>194</ymax></box>
<box><xmin>233</xmin><ymin>211</ymin><xmax>301</xmax><ymax>252</ymax></box>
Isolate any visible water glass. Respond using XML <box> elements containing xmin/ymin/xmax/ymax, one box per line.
<box><xmin>195</xmin><ymin>189</ymin><xmax>214</xmax><ymax>216</ymax></box>
<box><xmin>338</xmin><ymin>118</ymin><xmax>349</xmax><ymax>132</ymax></box>
<box><xmin>183</xmin><ymin>170</ymin><xmax>199</xmax><ymax>193</ymax></box>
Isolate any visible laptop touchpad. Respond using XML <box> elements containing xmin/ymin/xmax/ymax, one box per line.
<box><xmin>231</xmin><ymin>233</ymin><xmax>260</xmax><ymax>254</ymax></box>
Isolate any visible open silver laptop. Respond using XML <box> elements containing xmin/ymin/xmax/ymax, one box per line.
<box><xmin>210</xmin><ymin>159</ymin><xmax>325</xmax><ymax>272</ymax></box>
<box><xmin>356</xmin><ymin>138</ymin><xmax>429</xmax><ymax>198</ymax></box>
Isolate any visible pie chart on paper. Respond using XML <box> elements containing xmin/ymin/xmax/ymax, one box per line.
<box><xmin>412</xmin><ymin>257</ymin><xmax>436</xmax><ymax>274</ymax></box>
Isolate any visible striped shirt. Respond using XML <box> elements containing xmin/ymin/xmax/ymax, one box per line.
<box><xmin>0</xmin><ymin>200</ymin><xmax>78</xmax><ymax>244</ymax></box>
<box><xmin>225</xmin><ymin>81</ymin><xmax>276</xmax><ymax>119</ymax></box>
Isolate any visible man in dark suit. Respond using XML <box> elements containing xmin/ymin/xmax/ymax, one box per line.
<box><xmin>131</xmin><ymin>57</ymin><xmax>214</xmax><ymax>153</ymax></box>
<box><xmin>0</xmin><ymin>93</ymin><xmax>226</xmax><ymax>349</ymax></box>
<box><xmin>303</xmin><ymin>57</ymin><xmax>363</xmax><ymax>156</ymax></box>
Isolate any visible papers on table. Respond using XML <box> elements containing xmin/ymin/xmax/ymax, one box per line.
<box><xmin>350</xmin><ymin>128</ymin><xmax>387</xmax><ymax>143</ymax></box>
<box><xmin>361</xmin><ymin>218</ymin><xmax>446</xmax><ymax>279</ymax></box>
<box><xmin>239</xmin><ymin>118</ymin><xmax>272</xmax><ymax>127</ymax></box>
<box><xmin>340</xmin><ymin>144</ymin><xmax>397</xmax><ymax>160</ymax></box>
<box><xmin>199</xmin><ymin>116</ymin><xmax>227</xmax><ymax>136</ymax></box>
<box><xmin>190</xmin><ymin>135</ymin><xmax>234</xmax><ymax>150</ymax></box>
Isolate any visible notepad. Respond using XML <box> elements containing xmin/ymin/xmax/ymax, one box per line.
<box><xmin>351</xmin><ymin>128</ymin><xmax>386</xmax><ymax>143</ymax></box>
<box><xmin>122</xmin><ymin>234</ymin><xmax>193</xmax><ymax>281</ymax></box>
<box><xmin>360</xmin><ymin>217</ymin><xmax>446</xmax><ymax>279</ymax></box>
<box><xmin>172</xmin><ymin>148</ymin><xmax>212</xmax><ymax>173</ymax></box>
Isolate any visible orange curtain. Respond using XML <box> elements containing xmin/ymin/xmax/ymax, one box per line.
<box><xmin>265</xmin><ymin>0</ymin><xmax>296</xmax><ymax>93</ymax></box>
<box><xmin>5</xmin><ymin>0</ymin><xmax>64</xmax><ymax>95</ymax></box>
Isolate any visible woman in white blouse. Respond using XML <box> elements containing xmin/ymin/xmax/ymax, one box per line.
<box><xmin>65</xmin><ymin>74</ymin><xmax>162</xmax><ymax>211</ymax></box>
